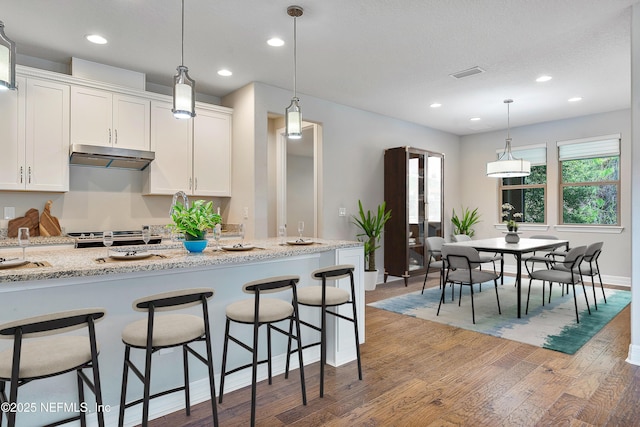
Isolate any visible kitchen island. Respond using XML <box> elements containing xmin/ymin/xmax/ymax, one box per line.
<box><xmin>0</xmin><ymin>238</ymin><xmax>364</xmax><ymax>427</ymax></box>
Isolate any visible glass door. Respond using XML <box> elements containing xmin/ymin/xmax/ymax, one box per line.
<box><xmin>408</xmin><ymin>151</ymin><xmax>426</xmax><ymax>271</ymax></box>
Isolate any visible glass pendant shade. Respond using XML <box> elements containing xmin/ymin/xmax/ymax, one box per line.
<box><xmin>172</xmin><ymin>65</ymin><xmax>195</xmax><ymax>119</ymax></box>
<box><xmin>285</xmin><ymin>97</ymin><xmax>302</xmax><ymax>139</ymax></box>
<box><xmin>0</xmin><ymin>21</ymin><xmax>16</xmax><ymax>91</ymax></box>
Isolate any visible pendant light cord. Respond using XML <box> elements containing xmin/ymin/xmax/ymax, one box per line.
<box><xmin>293</xmin><ymin>15</ymin><xmax>297</xmax><ymax>98</ymax></box>
<box><xmin>181</xmin><ymin>0</ymin><xmax>185</xmax><ymax>66</ymax></box>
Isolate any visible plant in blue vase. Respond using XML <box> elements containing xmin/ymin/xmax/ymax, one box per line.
<box><xmin>170</xmin><ymin>200</ymin><xmax>221</xmax><ymax>252</ymax></box>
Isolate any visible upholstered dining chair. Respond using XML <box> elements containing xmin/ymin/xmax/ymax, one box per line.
<box><xmin>438</xmin><ymin>244</ymin><xmax>501</xmax><ymax>324</ymax></box>
<box><xmin>422</xmin><ymin>236</ymin><xmax>447</xmax><ymax>294</ymax></box>
<box><xmin>554</xmin><ymin>242</ymin><xmax>606</xmax><ymax>310</ymax></box>
<box><xmin>452</xmin><ymin>234</ymin><xmax>503</xmax><ymax>288</ymax></box>
<box><xmin>522</xmin><ymin>234</ymin><xmax>560</xmax><ymax>277</ymax></box>
<box><xmin>526</xmin><ymin>246</ymin><xmax>590</xmax><ymax>323</ymax></box>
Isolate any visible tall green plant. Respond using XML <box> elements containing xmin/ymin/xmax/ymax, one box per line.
<box><xmin>352</xmin><ymin>200</ymin><xmax>392</xmax><ymax>271</ymax></box>
<box><xmin>451</xmin><ymin>206</ymin><xmax>480</xmax><ymax>237</ymax></box>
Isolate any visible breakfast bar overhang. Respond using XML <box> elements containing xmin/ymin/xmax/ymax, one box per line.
<box><xmin>0</xmin><ymin>239</ymin><xmax>364</xmax><ymax>427</ymax></box>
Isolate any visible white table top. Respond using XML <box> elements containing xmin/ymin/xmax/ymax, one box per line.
<box><xmin>446</xmin><ymin>237</ymin><xmax>568</xmax><ymax>254</ymax></box>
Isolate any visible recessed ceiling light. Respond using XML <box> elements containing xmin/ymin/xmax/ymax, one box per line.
<box><xmin>217</xmin><ymin>69</ymin><xmax>232</xmax><ymax>77</ymax></box>
<box><xmin>568</xmin><ymin>97</ymin><xmax>583</xmax><ymax>102</ymax></box>
<box><xmin>470</xmin><ymin>117</ymin><xmax>481</xmax><ymax>121</ymax></box>
<box><xmin>430</xmin><ymin>103</ymin><xmax>442</xmax><ymax>108</ymax></box>
<box><xmin>85</xmin><ymin>34</ymin><xmax>107</xmax><ymax>45</ymax></box>
<box><xmin>267</xmin><ymin>37</ymin><xmax>284</xmax><ymax>47</ymax></box>
<box><xmin>536</xmin><ymin>75</ymin><xmax>552</xmax><ymax>82</ymax></box>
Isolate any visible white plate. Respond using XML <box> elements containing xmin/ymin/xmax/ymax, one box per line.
<box><xmin>109</xmin><ymin>252</ymin><xmax>154</xmax><ymax>260</ymax></box>
<box><xmin>0</xmin><ymin>259</ymin><xmax>29</xmax><ymax>269</ymax></box>
<box><xmin>221</xmin><ymin>245</ymin><xmax>255</xmax><ymax>251</ymax></box>
<box><xmin>287</xmin><ymin>240</ymin><xmax>314</xmax><ymax>246</ymax></box>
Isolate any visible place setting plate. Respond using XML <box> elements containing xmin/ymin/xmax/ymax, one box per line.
<box><xmin>0</xmin><ymin>258</ymin><xmax>29</xmax><ymax>269</ymax></box>
<box><xmin>109</xmin><ymin>251</ymin><xmax>154</xmax><ymax>260</ymax></box>
<box><xmin>221</xmin><ymin>244</ymin><xmax>255</xmax><ymax>252</ymax></box>
<box><xmin>286</xmin><ymin>239</ymin><xmax>314</xmax><ymax>246</ymax></box>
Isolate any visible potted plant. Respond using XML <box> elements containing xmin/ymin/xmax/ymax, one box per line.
<box><xmin>352</xmin><ymin>200</ymin><xmax>392</xmax><ymax>291</ymax></box>
<box><xmin>451</xmin><ymin>206</ymin><xmax>481</xmax><ymax>237</ymax></box>
<box><xmin>170</xmin><ymin>200</ymin><xmax>222</xmax><ymax>252</ymax></box>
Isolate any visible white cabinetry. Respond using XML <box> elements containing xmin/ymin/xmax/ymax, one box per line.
<box><xmin>144</xmin><ymin>101</ymin><xmax>232</xmax><ymax>196</ymax></box>
<box><xmin>71</xmin><ymin>86</ymin><xmax>150</xmax><ymax>150</ymax></box>
<box><xmin>0</xmin><ymin>76</ymin><xmax>70</xmax><ymax>191</ymax></box>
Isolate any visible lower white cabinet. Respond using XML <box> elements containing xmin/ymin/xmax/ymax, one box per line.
<box><xmin>144</xmin><ymin>101</ymin><xmax>232</xmax><ymax>197</ymax></box>
<box><xmin>0</xmin><ymin>76</ymin><xmax>69</xmax><ymax>191</ymax></box>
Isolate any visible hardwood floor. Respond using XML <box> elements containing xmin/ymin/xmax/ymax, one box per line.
<box><xmin>146</xmin><ymin>275</ymin><xmax>639</xmax><ymax>426</ymax></box>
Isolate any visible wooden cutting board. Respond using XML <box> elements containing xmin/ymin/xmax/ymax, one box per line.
<box><xmin>8</xmin><ymin>208</ymin><xmax>40</xmax><ymax>238</ymax></box>
<box><xmin>39</xmin><ymin>200</ymin><xmax>62</xmax><ymax>237</ymax></box>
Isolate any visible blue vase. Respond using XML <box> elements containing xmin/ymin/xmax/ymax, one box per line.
<box><xmin>183</xmin><ymin>240</ymin><xmax>208</xmax><ymax>253</ymax></box>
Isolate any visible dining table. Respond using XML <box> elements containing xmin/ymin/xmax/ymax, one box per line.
<box><xmin>447</xmin><ymin>237</ymin><xmax>569</xmax><ymax>318</ymax></box>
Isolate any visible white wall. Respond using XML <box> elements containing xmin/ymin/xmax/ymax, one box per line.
<box><xmin>223</xmin><ymin>82</ymin><xmax>462</xmax><ymax>272</ymax></box>
<box><xmin>460</xmin><ymin>109</ymin><xmax>631</xmax><ymax>282</ymax></box>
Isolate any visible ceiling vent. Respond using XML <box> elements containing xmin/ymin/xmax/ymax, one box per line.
<box><xmin>450</xmin><ymin>66</ymin><xmax>485</xmax><ymax>79</ymax></box>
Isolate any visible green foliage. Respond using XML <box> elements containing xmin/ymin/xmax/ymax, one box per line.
<box><xmin>352</xmin><ymin>200</ymin><xmax>392</xmax><ymax>271</ymax></box>
<box><xmin>170</xmin><ymin>200</ymin><xmax>222</xmax><ymax>239</ymax></box>
<box><xmin>561</xmin><ymin>157</ymin><xmax>619</xmax><ymax>225</ymax></box>
<box><xmin>502</xmin><ymin>164</ymin><xmax>546</xmax><ymax>224</ymax></box>
<box><xmin>451</xmin><ymin>206</ymin><xmax>481</xmax><ymax>237</ymax></box>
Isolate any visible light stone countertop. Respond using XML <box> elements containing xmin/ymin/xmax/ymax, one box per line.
<box><xmin>0</xmin><ymin>238</ymin><xmax>362</xmax><ymax>284</ymax></box>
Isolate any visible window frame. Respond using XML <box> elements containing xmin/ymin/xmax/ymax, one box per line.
<box><xmin>498</xmin><ymin>144</ymin><xmax>547</xmax><ymax>225</ymax></box>
<box><xmin>557</xmin><ymin>134</ymin><xmax>621</xmax><ymax>227</ymax></box>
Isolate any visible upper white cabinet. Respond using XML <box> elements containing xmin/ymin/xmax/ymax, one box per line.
<box><xmin>71</xmin><ymin>86</ymin><xmax>150</xmax><ymax>150</ymax></box>
<box><xmin>144</xmin><ymin>101</ymin><xmax>232</xmax><ymax>197</ymax></box>
<box><xmin>192</xmin><ymin>106</ymin><xmax>232</xmax><ymax>197</ymax></box>
<box><xmin>0</xmin><ymin>76</ymin><xmax>70</xmax><ymax>192</ymax></box>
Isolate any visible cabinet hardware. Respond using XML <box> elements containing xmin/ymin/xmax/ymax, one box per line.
<box><xmin>108</xmin><ymin>128</ymin><xmax>111</xmax><ymax>144</ymax></box>
<box><xmin>189</xmin><ymin>177</ymin><xmax>192</xmax><ymax>190</ymax></box>
<box><xmin>28</xmin><ymin>167</ymin><xmax>32</xmax><ymax>184</ymax></box>
<box><xmin>19</xmin><ymin>166</ymin><xmax>23</xmax><ymax>183</ymax></box>
<box><xmin>195</xmin><ymin>177</ymin><xmax>198</xmax><ymax>190</ymax></box>
<box><xmin>114</xmin><ymin>129</ymin><xmax>118</xmax><ymax>144</ymax></box>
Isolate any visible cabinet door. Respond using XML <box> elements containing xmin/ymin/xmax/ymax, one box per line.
<box><xmin>144</xmin><ymin>101</ymin><xmax>191</xmax><ymax>195</ymax></box>
<box><xmin>192</xmin><ymin>107</ymin><xmax>231</xmax><ymax>196</ymax></box>
<box><xmin>0</xmin><ymin>76</ymin><xmax>25</xmax><ymax>190</ymax></box>
<box><xmin>70</xmin><ymin>86</ymin><xmax>112</xmax><ymax>147</ymax></box>
<box><xmin>112</xmin><ymin>94</ymin><xmax>150</xmax><ymax>150</ymax></box>
<box><xmin>25</xmin><ymin>78</ymin><xmax>70</xmax><ymax>192</ymax></box>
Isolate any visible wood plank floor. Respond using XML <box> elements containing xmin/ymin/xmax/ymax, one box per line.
<box><xmin>146</xmin><ymin>275</ymin><xmax>639</xmax><ymax>426</ymax></box>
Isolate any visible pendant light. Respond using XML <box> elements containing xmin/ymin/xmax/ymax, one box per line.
<box><xmin>172</xmin><ymin>0</ymin><xmax>196</xmax><ymax>119</ymax></box>
<box><xmin>285</xmin><ymin>5</ymin><xmax>303</xmax><ymax>139</ymax></box>
<box><xmin>0</xmin><ymin>21</ymin><xmax>16</xmax><ymax>91</ymax></box>
<box><xmin>486</xmin><ymin>99</ymin><xmax>530</xmax><ymax>178</ymax></box>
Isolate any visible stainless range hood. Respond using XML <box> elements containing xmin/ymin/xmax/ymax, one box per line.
<box><xmin>69</xmin><ymin>144</ymin><xmax>155</xmax><ymax>171</ymax></box>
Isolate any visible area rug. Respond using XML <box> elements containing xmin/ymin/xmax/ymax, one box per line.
<box><xmin>368</xmin><ymin>278</ymin><xmax>631</xmax><ymax>354</ymax></box>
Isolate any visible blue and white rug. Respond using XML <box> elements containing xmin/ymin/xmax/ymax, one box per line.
<box><xmin>368</xmin><ymin>278</ymin><xmax>631</xmax><ymax>354</ymax></box>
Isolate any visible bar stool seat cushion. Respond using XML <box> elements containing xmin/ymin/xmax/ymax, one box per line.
<box><xmin>226</xmin><ymin>298</ymin><xmax>293</xmax><ymax>323</ymax></box>
<box><xmin>122</xmin><ymin>314</ymin><xmax>204</xmax><ymax>348</ymax></box>
<box><xmin>0</xmin><ymin>336</ymin><xmax>92</xmax><ymax>379</ymax></box>
<box><xmin>297</xmin><ymin>286</ymin><xmax>350</xmax><ymax>306</ymax></box>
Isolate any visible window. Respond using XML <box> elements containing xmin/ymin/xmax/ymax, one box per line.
<box><xmin>558</xmin><ymin>135</ymin><xmax>620</xmax><ymax>225</ymax></box>
<box><xmin>499</xmin><ymin>145</ymin><xmax>547</xmax><ymax>224</ymax></box>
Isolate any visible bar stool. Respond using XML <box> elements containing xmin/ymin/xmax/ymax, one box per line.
<box><xmin>118</xmin><ymin>288</ymin><xmax>218</xmax><ymax>427</ymax></box>
<box><xmin>286</xmin><ymin>264</ymin><xmax>362</xmax><ymax>397</ymax></box>
<box><xmin>218</xmin><ymin>275</ymin><xmax>306</xmax><ymax>427</ymax></box>
<box><xmin>0</xmin><ymin>308</ymin><xmax>106</xmax><ymax>427</ymax></box>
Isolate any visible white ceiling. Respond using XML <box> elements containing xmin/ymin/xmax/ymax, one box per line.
<box><xmin>1</xmin><ymin>0</ymin><xmax>635</xmax><ymax>135</ymax></box>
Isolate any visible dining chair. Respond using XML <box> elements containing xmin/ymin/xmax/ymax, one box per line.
<box><xmin>452</xmin><ymin>234</ymin><xmax>502</xmax><ymax>287</ymax></box>
<box><xmin>438</xmin><ymin>244</ymin><xmax>501</xmax><ymax>324</ymax></box>
<box><xmin>422</xmin><ymin>236</ymin><xmax>447</xmax><ymax>295</ymax></box>
<box><xmin>553</xmin><ymin>242</ymin><xmax>606</xmax><ymax>310</ymax></box>
<box><xmin>526</xmin><ymin>246</ymin><xmax>590</xmax><ymax>323</ymax></box>
<box><xmin>522</xmin><ymin>235</ymin><xmax>560</xmax><ymax>277</ymax></box>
